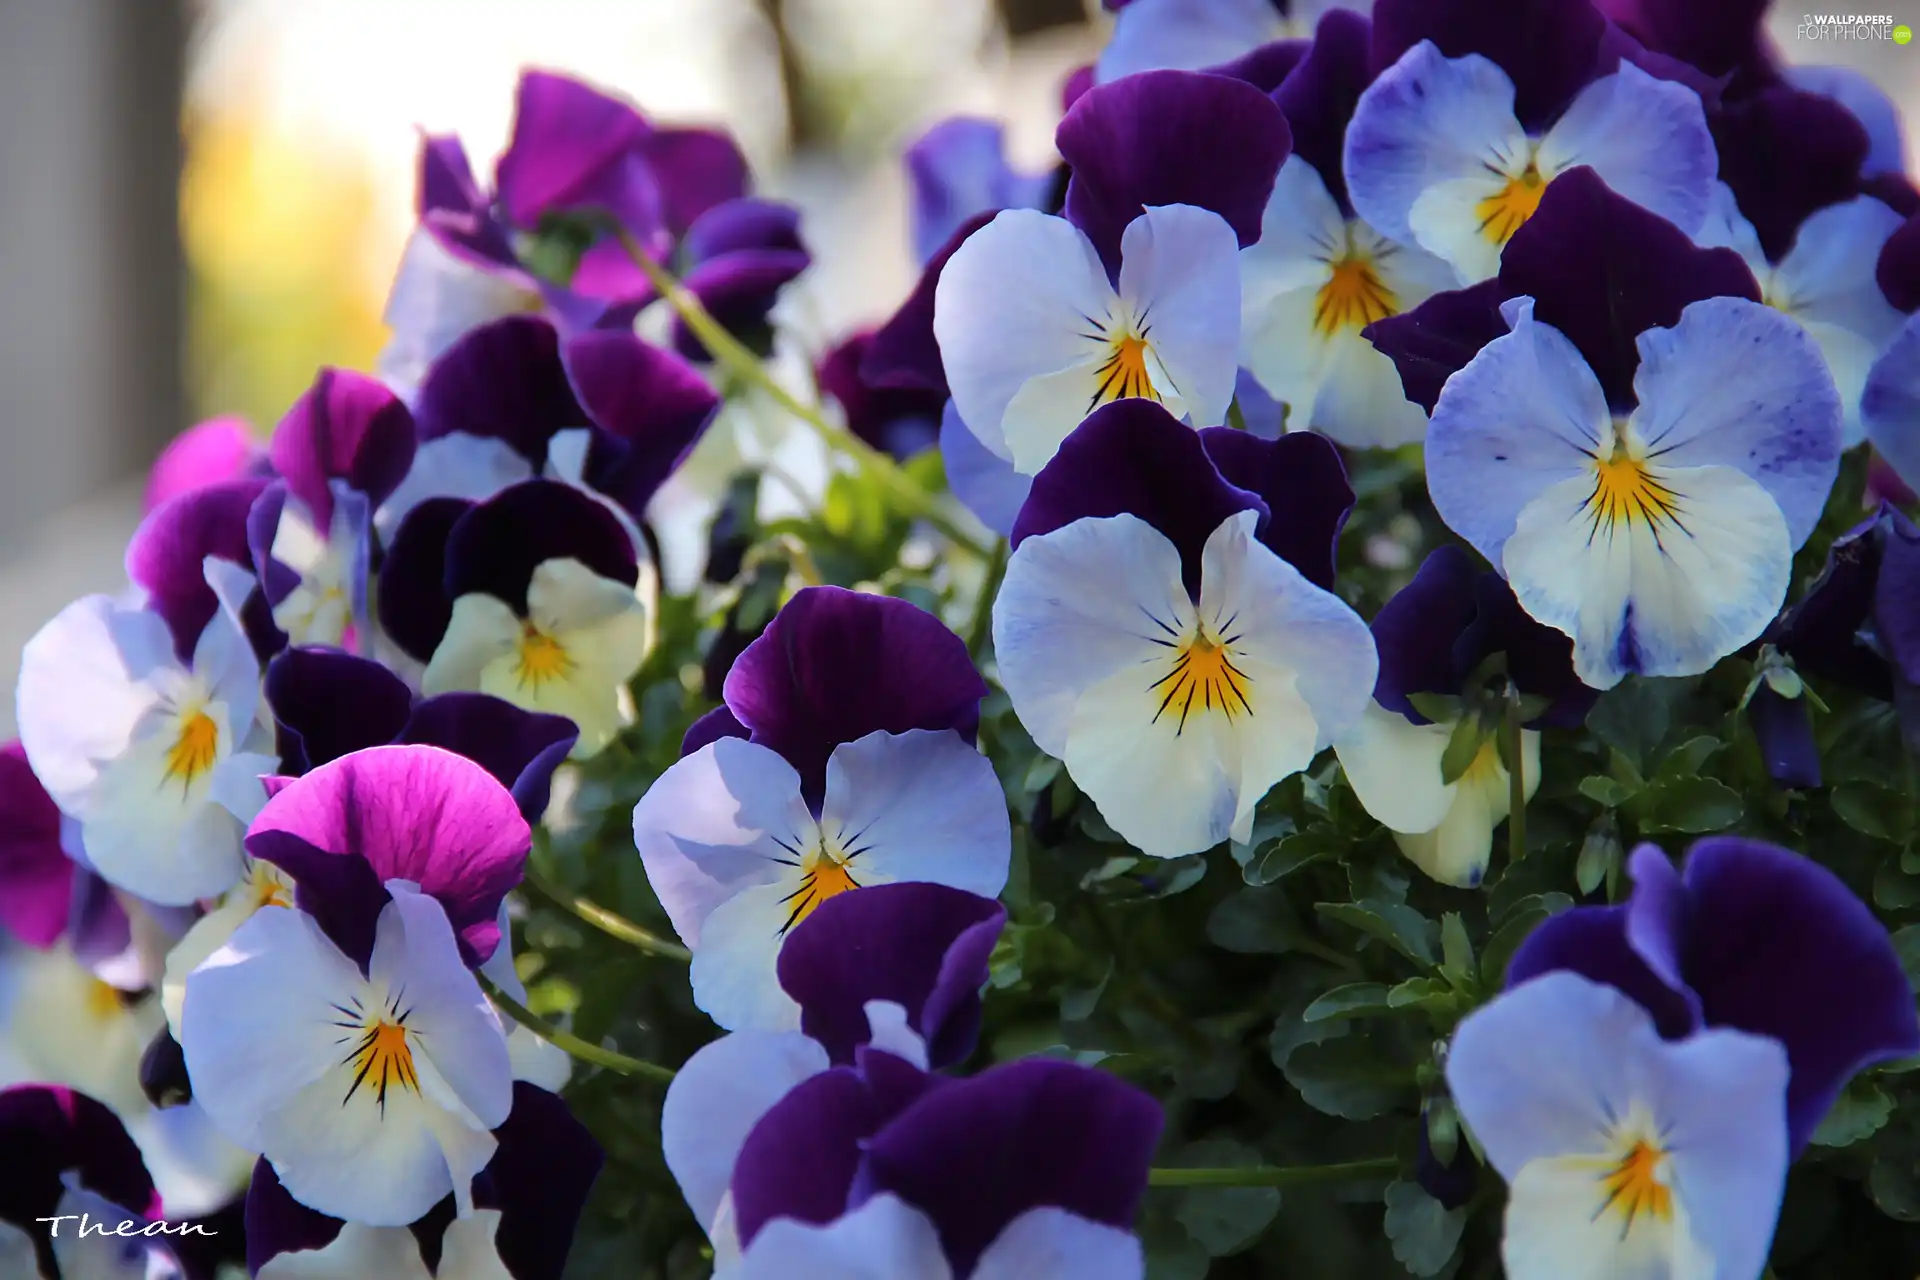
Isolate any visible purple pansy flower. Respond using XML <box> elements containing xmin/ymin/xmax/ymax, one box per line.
<box><xmin>246</xmin><ymin>1083</ymin><xmax>601</xmax><ymax>1280</ymax></box>
<box><xmin>143</xmin><ymin>417</ymin><xmax>266</xmax><ymax>513</ymax></box>
<box><xmin>818</xmin><ymin>331</ymin><xmax>945</xmax><ymax>461</ymax></box>
<box><xmin>635</xmin><ymin>586</ymin><xmax>1007</xmax><ymax>1031</ymax></box>
<box><xmin>1096</xmin><ymin>0</ymin><xmax>1360</xmax><ymax>83</ymax></box>
<box><xmin>905</xmin><ymin>118</ymin><xmax>1053</xmax><ymax>266</ymax></box>
<box><xmin>0</xmin><ymin>741</ymin><xmax>85</xmax><ymax>950</ymax></box>
<box><xmin>993</xmin><ymin>400</ymin><xmax>1375</xmax><ymax>857</ymax></box>
<box><xmin>1862</xmin><ymin>308</ymin><xmax>1920</xmax><ymax>495</ymax></box>
<box><xmin>1508</xmin><ymin>838</ymin><xmax>1920</xmax><ymax>1154</ymax></box>
<box><xmin>936</xmin><ymin>70</ymin><xmax>1287</xmax><ymax>477</ymax></box>
<box><xmin>1334</xmin><ymin>545</ymin><xmax>1595</xmax><ymax>887</ymax></box>
<box><xmin>670</xmin><ymin>197</ymin><xmax>813</xmax><ymax>362</ymax></box>
<box><xmin>1396</xmin><ymin>169</ymin><xmax>1841</xmax><ymax>688</ymax></box>
<box><xmin>1345</xmin><ymin>0</ymin><xmax>1718</xmax><ymax>283</ymax></box>
<box><xmin>1768</xmin><ymin>503</ymin><xmax>1920</xmax><ymax>706</ymax></box>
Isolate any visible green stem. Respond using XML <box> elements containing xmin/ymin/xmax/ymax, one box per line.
<box><xmin>522</xmin><ymin>865</ymin><xmax>692</xmax><ymax>962</ymax></box>
<box><xmin>478</xmin><ymin>973</ymin><xmax>676</xmax><ymax>1085</ymax></box>
<box><xmin>1147</xmin><ymin>1158</ymin><xmax>1398</xmax><ymax>1189</ymax></box>
<box><xmin>1506</xmin><ymin>683</ymin><xmax>1527</xmax><ymax>865</ymax></box>
<box><xmin>967</xmin><ymin>538</ymin><xmax>1009</xmax><ymax>659</ymax></box>
<box><xmin>620</xmin><ymin>233</ymin><xmax>992</xmax><ymax>560</ymax></box>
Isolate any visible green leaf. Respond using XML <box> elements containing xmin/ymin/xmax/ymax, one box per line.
<box><xmin>1890</xmin><ymin>924</ymin><xmax>1920</xmax><ymax>990</ymax></box>
<box><xmin>1407</xmin><ymin>692</ymin><xmax>1463</xmax><ymax>723</ymax></box>
<box><xmin>1207</xmin><ymin>888</ymin><xmax>1296</xmax><ymax>955</ymax></box>
<box><xmin>1303</xmin><ymin>982</ymin><xmax>1396</xmax><ymax>1023</ymax></box>
<box><xmin>1831</xmin><ymin>779</ymin><xmax>1914</xmax><ymax>844</ymax></box>
<box><xmin>1386</xmin><ymin>976</ymin><xmax>1456</xmax><ymax>1014</ymax></box>
<box><xmin>1575</xmin><ymin>822</ymin><xmax>1622</xmax><ymax>896</ymax></box>
<box><xmin>1282</xmin><ymin>1034</ymin><xmax>1415</xmax><ymax>1119</ymax></box>
<box><xmin>1810</xmin><ymin>1078</ymin><xmax>1894</xmax><ymax>1148</ymax></box>
<box><xmin>1587</xmin><ymin>678</ymin><xmax>1676</xmax><ymax>767</ymax></box>
<box><xmin>1873</xmin><ymin>862</ymin><xmax>1920</xmax><ymax>911</ymax></box>
<box><xmin>1578</xmin><ymin>775</ymin><xmax>1634</xmax><ymax>808</ymax></box>
<box><xmin>1480</xmin><ymin>893</ymin><xmax>1572</xmax><ymax>986</ymax></box>
<box><xmin>1655</xmin><ymin>735</ymin><xmax>1722</xmax><ymax>782</ymax></box>
<box><xmin>1022</xmin><ymin>753</ymin><xmax>1063</xmax><ymax>795</ymax></box>
<box><xmin>1383</xmin><ymin>1180</ymin><xmax>1467</xmax><ymax>1277</ymax></box>
<box><xmin>1868</xmin><ymin>1149</ymin><xmax>1920</xmax><ymax>1223</ymax></box>
<box><xmin>1631</xmin><ymin>776</ymin><xmax>1744</xmax><ymax>833</ymax></box>
<box><xmin>1439</xmin><ymin>913</ymin><xmax>1474</xmax><ymax>989</ymax></box>
<box><xmin>1169</xmin><ymin>1139</ymin><xmax>1281</xmax><ymax>1256</ymax></box>
<box><xmin>1248</xmin><ymin>827</ymin><xmax>1342</xmax><ymax>886</ymax></box>
<box><xmin>1439</xmin><ymin>716</ymin><xmax>1485</xmax><ymax>785</ymax></box>
<box><xmin>1316</xmin><ymin>900</ymin><xmax>1438</xmax><ymax>968</ymax></box>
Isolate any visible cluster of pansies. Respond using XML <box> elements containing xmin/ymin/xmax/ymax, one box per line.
<box><xmin>8</xmin><ymin>0</ymin><xmax>1920</xmax><ymax>1275</ymax></box>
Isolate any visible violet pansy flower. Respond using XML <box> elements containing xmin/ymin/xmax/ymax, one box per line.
<box><xmin>1096</xmin><ymin>0</ymin><xmax>1364</xmax><ymax>83</ymax></box>
<box><xmin>1345</xmin><ymin>0</ymin><xmax>1718</xmax><ymax>283</ymax></box>
<box><xmin>905</xmin><ymin>118</ymin><xmax>1052</xmax><ymax>266</ymax></box>
<box><xmin>143</xmin><ymin>417</ymin><xmax>265</xmax><ymax>512</ymax></box>
<box><xmin>993</xmin><ymin>400</ymin><xmax>1375</xmax><ymax>857</ymax></box>
<box><xmin>819</xmin><ymin>331</ymin><xmax>945</xmax><ymax>462</ymax></box>
<box><xmin>634</xmin><ymin>586</ymin><xmax>1008</xmax><ymax>1031</ymax></box>
<box><xmin>669</xmin><ymin>197</ymin><xmax>813</xmax><ymax>362</ymax></box>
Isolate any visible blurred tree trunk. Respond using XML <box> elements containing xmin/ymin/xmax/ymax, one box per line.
<box><xmin>996</xmin><ymin>0</ymin><xmax>1091</xmax><ymax>37</ymax></box>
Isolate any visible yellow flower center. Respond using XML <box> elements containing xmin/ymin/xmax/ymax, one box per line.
<box><xmin>513</xmin><ymin>623</ymin><xmax>574</xmax><ymax>690</ymax></box>
<box><xmin>85</xmin><ymin>978</ymin><xmax>124</xmax><ymax>1020</ymax></box>
<box><xmin>1150</xmin><ymin>624</ymin><xmax>1253</xmax><ymax>734</ymax></box>
<box><xmin>778</xmin><ymin>843</ymin><xmax>862</xmax><ymax>936</ymax></box>
<box><xmin>1476</xmin><ymin>164</ymin><xmax>1549</xmax><ymax>245</ymax></box>
<box><xmin>1091</xmin><ymin>332</ymin><xmax>1160</xmax><ymax>410</ymax></box>
<box><xmin>1314</xmin><ymin>253</ymin><xmax>1399</xmax><ymax>337</ymax></box>
<box><xmin>342</xmin><ymin>1009</ymin><xmax>420</xmax><ymax>1112</ymax></box>
<box><xmin>1586</xmin><ymin>424</ymin><xmax>1682</xmax><ymax>534</ymax></box>
<box><xmin>247</xmin><ymin>860</ymin><xmax>294</xmax><ymax>910</ymax></box>
<box><xmin>1597</xmin><ymin>1137</ymin><xmax>1674</xmax><ymax>1228</ymax></box>
<box><xmin>163</xmin><ymin>710</ymin><xmax>220</xmax><ymax>786</ymax></box>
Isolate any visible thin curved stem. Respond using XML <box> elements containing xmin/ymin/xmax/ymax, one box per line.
<box><xmin>1506</xmin><ymin>683</ymin><xmax>1527</xmax><ymax>865</ymax></box>
<box><xmin>1147</xmin><ymin>1158</ymin><xmax>1398</xmax><ymax>1189</ymax></box>
<box><xmin>522</xmin><ymin>865</ymin><xmax>692</xmax><ymax>962</ymax></box>
<box><xmin>619</xmin><ymin>232</ymin><xmax>993</xmax><ymax>560</ymax></box>
<box><xmin>478</xmin><ymin>973</ymin><xmax>676</xmax><ymax>1085</ymax></box>
<box><xmin>967</xmin><ymin>538</ymin><xmax>1009</xmax><ymax>659</ymax></box>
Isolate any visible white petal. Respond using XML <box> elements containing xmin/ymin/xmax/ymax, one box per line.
<box><xmin>1800</xmin><ymin>318</ymin><xmax>1885</xmax><ymax>448</ymax></box>
<box><xmin>1344</xmin><ymin>42</ymin><xmax>1528</xmax><ymax>248</ymax></box>
<box><xmin>256</xmin><ymin>1223</ymin><xmax>435</xmax><ymax>1280</ymax></box>
<box><xmin>161</xmin><ymin>879</ymin><xmax>277</xmax><ymax>1035</ymax></box>
<box><xmin>1626</xmin><ymin>296</ymin><xmax>1843</xmax><ymax>548</ymax></box>
<box><xmin>1243</xmin><ymin>157</ymin><xmax>1348</xmax><ymax>301</ymax></box>
<box><xmin>437</xmin><ymin>1210</ymin><xmax>518</xmax><ymax>1280</ymax></box>
<box><xmin>423</xmin><ymin>593</ymin><xmax>523</xmax><ymax>696</ymax></box>
<box><xmin>688</xmin><ymin>880</ymin><xmax>804</xmax><ymax>1031</ymax></box>
<box><xmin>378</xmin><ymin>228</ymin><xmax>538</xmax><ymax>403</ymax></box>
<box><xmin>972</xmin><ymin>1209</ymin><xmax>1146</xmax><ymax>1280</ymax></box>
<box><xmin>1407</xmin><ymin>173</ymin><xmax>1522</xmax><ymax>283</ymax></box>
<box><xmin>16</xmin><ymin>596</ymin><xmax>170</xmax><ymax>815</ymax></box>
<box><xmin>1391</xmin><ymin>730</ymin><xmax>1540</xmax><ymax>889</ymax></box>
<box><xmin>1310</xmin><ymin>326</ymin><xmax>1430</xmax><ymax>448</ymax></box>
<box><xmin>192</xmin><ymin>592</ymin><xmax>262</xmax><ymax>731</ymax></box>
<box><xmin>374</xmin><ymin>432</ymin><xmax>533</xmax><ymax>544</ymax></box>
<box><xmin>1690</xmin><ymin>182</ymin><xmax>1765</xmax><ymax>265</ymax></box>
<box><xmin>1425</xmin><ymin>298</ymin><xmax>1608</xmax><ymax>566</ymax></box>
<box><xmin>1095</xmin><ymin>0</ymin><xmax>1280</xmax><ymax>82</ymax></box>
<box><xmin>633</xmin><ymin>737</ymin><xmax>812</xmax><ymax>949</ymax></box>
<box><xmin>1501</xmin><ymin>1155</ymin><xmax>1704</xmax><ymax>1280</ymax></box>
<box><xmin>83</xmin><ymin>746</ymin><xmax>248</xmax><ymax>906</ymax></box>
<box><xmin>1534</xmin><ymin>63</ymin><xmax>1717</xmax><ymax>236</ymax></box>
<box><xmin>993</xmin><ymin>514</ymin><xmax>1193</xmax><ymax>757</ymax></box>
<box><xmin>1239</xmin><ymin>279</ymin><xmax>1331</xmax><ymax>425</ymax></box>
<box><xmin>934</xmin><ymin>209</ymin><xmax>1115</xmax><ymax>461</ymax></box>
<box><xmin>818</xmin><ymin>729</ymin><xmax>1011</xmax><ymax>897</ymax></box>
<box><xmin>862</xmin><ymin>1000</ymin><xmax>930</xmax><ymax>1070</ymax></box>
<box><xmin>733</xmin><ymin>1194</ymin><xmax>951</xmax><ymax>1280</ymax></box>
<box><xmin>1770</xmin><ymin>196</ymin><xmax>1905</xmax><ymax>338</ymax></box>
<box><xmin>1334</xmin><ymin>703</ymin><xmax>1456</xmax><ymax>837</ymax></box>
<box><xmin>487</xmin><ymin>558</ymin><xmax>648</xmax><ymax>756</ymax></box>
<box><xmin>1116</xmin><ymin>203</ymin><xmax>1243</xmax><ymax>428</ymax></box>
<box><xmin>999</xmin><ymin>359</ymin><xmax>1113</xmax><ymax>476</ymax></box>
<box><xmin>662</xmin><ymin>1030</ymin><xmax>831</xmax><ymax>1235</ymax></box>
<box><xmin>1864</xmin><ymin>314</ymin><xmax>1920</xmax><ymax>486</ymax></box>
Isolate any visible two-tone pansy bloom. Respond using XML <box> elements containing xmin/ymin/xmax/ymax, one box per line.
<box><xmin>1096</xmin><ymin>0</ymin><xmax>1370</xmax><ymax>83</ymax></box>
<box><xmin>936</xmin><ymin>70</ymin><xmax>1289</xmax><ymax>475</ymax></box>
<box><xmin>635</xmin><ymin>586</ymin><xmax>1009</xmax><ymax>1030</ymax></box>
<box><xmin>1345</xmin><ymin>0</ymin><xmax>1718</xmax><ymax>283</ymax></box>
<box><xmin>1241</xmin><ymin>9</ymin><xmax>1457</xmax><ymax>446</ymax></box>
<box><xmin>903</xmin><ymin>118</ymin><xmax>1052</xmax><ymax>266</ymax></box>
<box><xmin>380</xmin><ymin>480</ymin><xmax>649</xmax><ymax>757</ymax></box>
<box><xmin>993</xmin><ymin>400</ymin><xmax>1376</xmax><ymax>856</ymax></box>
<box><xmin>1447</xmin><ymin>838</ymin><xmax>1918</xmax><ymax>1278</ymax></box>
<box><xmin>1377</xmin><ymin>169</ymin><xmax>1842</xmax><ymax>688</ymax></box>
<box><xmin>1862</xmin><ymin>212</ymin><xmax>1920</xmax><ymax>487</ymax></box>
<box><xmin>1334</xmin><ymin>545</ymin><xmax>1595</xmax><ymax>887</ymax></box>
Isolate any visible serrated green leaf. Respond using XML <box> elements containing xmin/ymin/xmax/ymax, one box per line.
<box><xmin>1655</xmin><ymin>735</ymin><xmax>1722</xmax><ymax>782</ymax></box>
<box><xmin>1281</xmin><ymin>1035</ymin><xmax>1415</xmax><ymax>1119</ymax></box>
<box><xmin>1316</xmin><ymin>900</ymin><xmax>1438</xmax><ymax>968</ymax></box>
<box><xmin>1387</xmin><ymin>976</ymin><xmax>1455</xmax><ymax>1010</ymax></box>
<box><xmin>1631</xmin><ymin>776</ymin><xmax>1744</xmax><ymax>833</ymax></box>
<box><xmin>1588</xmin><ymin>678</ymin><xmax>1676</xmax><ymax>767</ymax></box>
<box><xmin>1383</xmin><ymin>1180</ymin><xmax>1467</xmax><ymax>1277</ymax></box>
<box><xmin>1578</xmin><ymin>775</ymin><xmax>1633</xmax><ymax>808</ymax></box>
<box><xmin>1832</xmin><ymin>780</ymin><xmax>1914</xmax><ymax>844</ymax></box>
<box><xmin>1439</xmin><ymin>913</ymin><xmax>1474</xmax><ymax>989</ymax></box>
<box><xmin>1248</xmin><ymin>827</ymin><xmax>1342</xmax><ymax>886</ymax></box>
<box><xmin>1810</xmin><ymin>1078</ymin><xmax>1894</xmax><ymax>1148</ymax></box>
<box><xmin>1439</xmin><ymin>717</ymin><xmax>1485</xmax><ymax>785</ymax></box>
<box><xmin>1480</xmin><ymin>892</ymin><xmax>1572</xmax><ymax>986</ymax></box>
<box><xmin>1303</xmin><ymin>982</ymin><xmax>1395</xmax><ymax>1022</ymax></box>
<box><xmin>1168</xmin><ymin>1137</ymin><xmax>1282</xmax><ymax>1256</ymax></box>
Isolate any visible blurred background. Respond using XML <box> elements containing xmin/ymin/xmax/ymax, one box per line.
<box><xmin>0</xmin><ymin>0</ymin><xmax>1912</xmax><ymax>728</ymax></box>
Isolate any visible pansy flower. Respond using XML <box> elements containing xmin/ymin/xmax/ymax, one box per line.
<box><xmin>1096</xmin><ymin>0</ymin><xmax>1364</xmax><ymax>82</ymax></box>
<box><xmin>819</xmin><ymin>331</ymin><xmax>946</xmax><ymax>462</ymax></box>
<box><xmin>1389</xmin><ymin>169</ymin><xmax>1841</xmax><ymax>688</ymax></box>
<box><xmin>634</xmin><ymin>586</ymin><xmax>1008</xmax><ymax>1031</ymax></box>
<box><xmin>1508</xmin><ymin>839</ymin><xmax>1920</xmax><ymax>1154</ymax></box>
<box><xmin>180</xmin><ymin>746</ymin><xmax>527</xmax><ymax>1226</ymax></box>
<box><xmin>1334</xmin><ymin>545</ymin><xmax>1595</xmax><ymax>887</ymax></box>
<box><xmin>0</xmin><ymin>740</ymin><xmax>111</xmax><ymax>952</ymax></box>
<box><xmin>143</xmin><ymin>416</ymin><xmax>266</xmax><ymax>512</ymax></box>
<box><xmin>1241</xmin><ymin>9</ymin><xmax>1457</xmax><ymax>446</ymax></box>
<box><xmin>668</xmin><ymin>197</ymin><xmax>813</xmax><ymax>362</ymax></box>
<box><xmin>1863</xmin><ymin>224</ymin><xmax>1920</xmax><ymax>487</ymax></box>
<box><xmin>904</xmin><ymin>118</ymin><xmax>1052</xmax><ymax>266</ymax></box>
<box><xmin>246</xmin><ymin>1082</ymin><xmax>601</xmax><ymax>1280</ymax></box>
<box><xmin>664</xmin><ymin>883</ymin><xmax>1007</xmax><ymax>1258</ymax></box>
<box><xmin>380</xmin><ymin>480</ymin><xmax>649</xmax><ymax>758</ymax></box>
<box><xmin>935</xmin><ymin>70</ymin><xmax>1288</xmax><ymax>475</ymax></box>
<box><xmin>993</xmin><ymin>400</ymin><xmax>1375</xmax><ymax>856</ymax></box>
<box><xmin>1345</xmin><ymin>0</ymin><xmax>1718</xmax><ymax>283</ymax></box>
<box><xmin>17</xmin><ymin>564</ymin><xmax>276</xmax><ymax>907</ymax></box>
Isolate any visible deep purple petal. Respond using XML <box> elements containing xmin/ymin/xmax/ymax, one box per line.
<box><xmin>1677</xmin><ymin>837</ymin><xmax>1920</xmax><ymax>1153</ymax></box>
<box><xmin>265</xmin><ymin>648</ymin><xmax>414</xmax><ymax>775</ymax></box>
<box><xmin>496</xmin><ymin>70</ymin><xmax>652</xmax><ymax>231</ymax></box>
<box><xmin>1595</xmin><ymin>0</ymin><xmax>1773</xmax><ymax>82</ymax></box>
<box><xmin>0</xmin><ymin>1084</ymin><xmax>158</xmax><ymax>1241</ymax></box>
<box><xmin>399</xmin><ymin>694</ymin><xmax>579</xmax><ymax>822</ymax></box>
<box><xmin>1878</xmin><ymin>211</ymin><xmax>1920</xmax><ymax>314</ymax></box>
<box><xmin>415</xmin><ymin>315</ymin><xmax>586</xmax><ymax>467</ymax></box>
<box><xmin>1058</xmin><ymin>69</ymin><xmax>1291</xmax><ymax>273</ymax></box>
<box><xmin>1770</xmin><ymin>510</ymin><xmax>1890</xmax><ymax>697</ymax></box>
<box><xmin>244</xmin><ymin>1157</ymin><xmax>343</xmax><ymax>1273</ymax></box>
<box><xmin>0</xmin><ymin>741</ymin><xmax>75</xmax><ymax>949</ymax></box>
<box><xmin>1875</xmin><ymin>509</ymin><xmax>1920</xmax><ymax>688</ymax></box>
<box><xmin>731</xmin><ymin>1067</ymin><xmax>884</xmax><ymax>1245</ymax></box>
<box><xmin>1369</xmin><ymin>545</ymin><xmax>1482</xmax><ymax>721</ymax></box>
<box><xmin>1746</xmin><ymin>684</ymin><xmax>1822</xmax><ymax>789</ymax></box>
<box><xmin>563</xmin><ymin>329</ymin><xmax>719</xmax><ymax>514</ymax></box>
<box><xmin>673</xmin><ymin>248</ymin><xmax>812</xmax><ymax>362</ymax></box>
<box><xmin>681</xmin><ymin>197</ymin><xmax>804</xmax><ymax>264</ymax></box>
<box><xmin>144</xmin><ymin>417</ymin><xmax>264</xmax><ymax>512</ymax></box>
<box><xmin>682</xmin><ymin>706</ymin><xmax>750</xmax><ymax>757</ymax></box>
<box><xmin>1011</xmin><ymin>400</ymin><xmax>1267</xmax><ymax>600</ymax></box>
<box><xmin>270</xmin><ymin>369</ymin><xmax>418</xmax><ymax>525</ymax></box>
<box><xmin>778</xmin><ymin>882</ymin><xmax>1007</xmax><ymax>1070</ymax></box>
<box><xmin>378</xmin><ymin>496</ymin><xmax>472</xmax><ymax>664</ymax></box>
<box><xmin>1198</xmin><ymin>426</ymin><xmax>1353</xmax><ymax>591</ymax></box>
<box><xmin>640</xmin><ymin>127</ymin><xmax>751</xmax><ymax>237</ymax></box>
<box><xmin>444</xmin><ymin>480</ymin><xmax>639</xmax><ymax>616</ymax></box>
<box><xmin>1497</xmin><ymin>167</ymin><xmax>1761</xmax><ymax>408</ymax></box>
<box><xmin>821</xmin><ymin>331</ymin><xmax>947</xmax><ymax>459</ymax></box>
<box><xmin>1370</xmin><ymin>0</ymin><xmax>1609</xmax><ymax>132</ymax></box>
<box><xmin>1274</xmin><ymin>9</ymin><xmax>1374</xmax><ymax>212</ymax></box>
<box><xmin>862</xmin><ymin>211</ymin><xmax>995</xmax><ymax>396</ymax></box>
<box><xmin>244</xmin><ymin>484</ymin><xmax>300</xmax><ymax>616</ymax></box>
<box><xmin>477</xmin><ymin>1083</ymin><xmax>604</xmax><ymax>1280</ymax></box>
<box><xmin>859</xmin><ymin>1058</ymin><xmax>1163</xmax><ymax>1276</ymax></box>
<box><xmin>1504</xmin><ymin>904</ymin><xmax>1700</xmax><ymax>1038</ymax></box>
<box><xmin>126</xmin><ymin>477</ymin><xmax>269</xmax><ymax>662</ymax></box>
<box><xmin>245</xmin><ymin>745</ymin><xmax>530</xmax><ymax>968</ymax></box>
<box><xmin>418</xmin><ymin>133</ymin><xmax>520</xmax><ymax>269</ymax></box>
<box><xmin>723</xmin><ymin>587</ymin><xmax>987</xmax><ymax>808</ymax></box>
<box><xmin>1205</xmin><ymin>38</ymin><xmax>1311</xmax><ymax>93</ymax></box>
<box><xmin>1715</xmin><ymin>86</ymin><xmax>1870</xmax><ymax>264</ymax></box>
<box><xmin>1363</xmin><ymin>280</ymin><xmax>1509</xmax><ymax>414</ymax></box>
<box><xmin>1458</xmin><ymin>571</ymin><xmax>1597</xmax><ymax>726</ymax></box>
